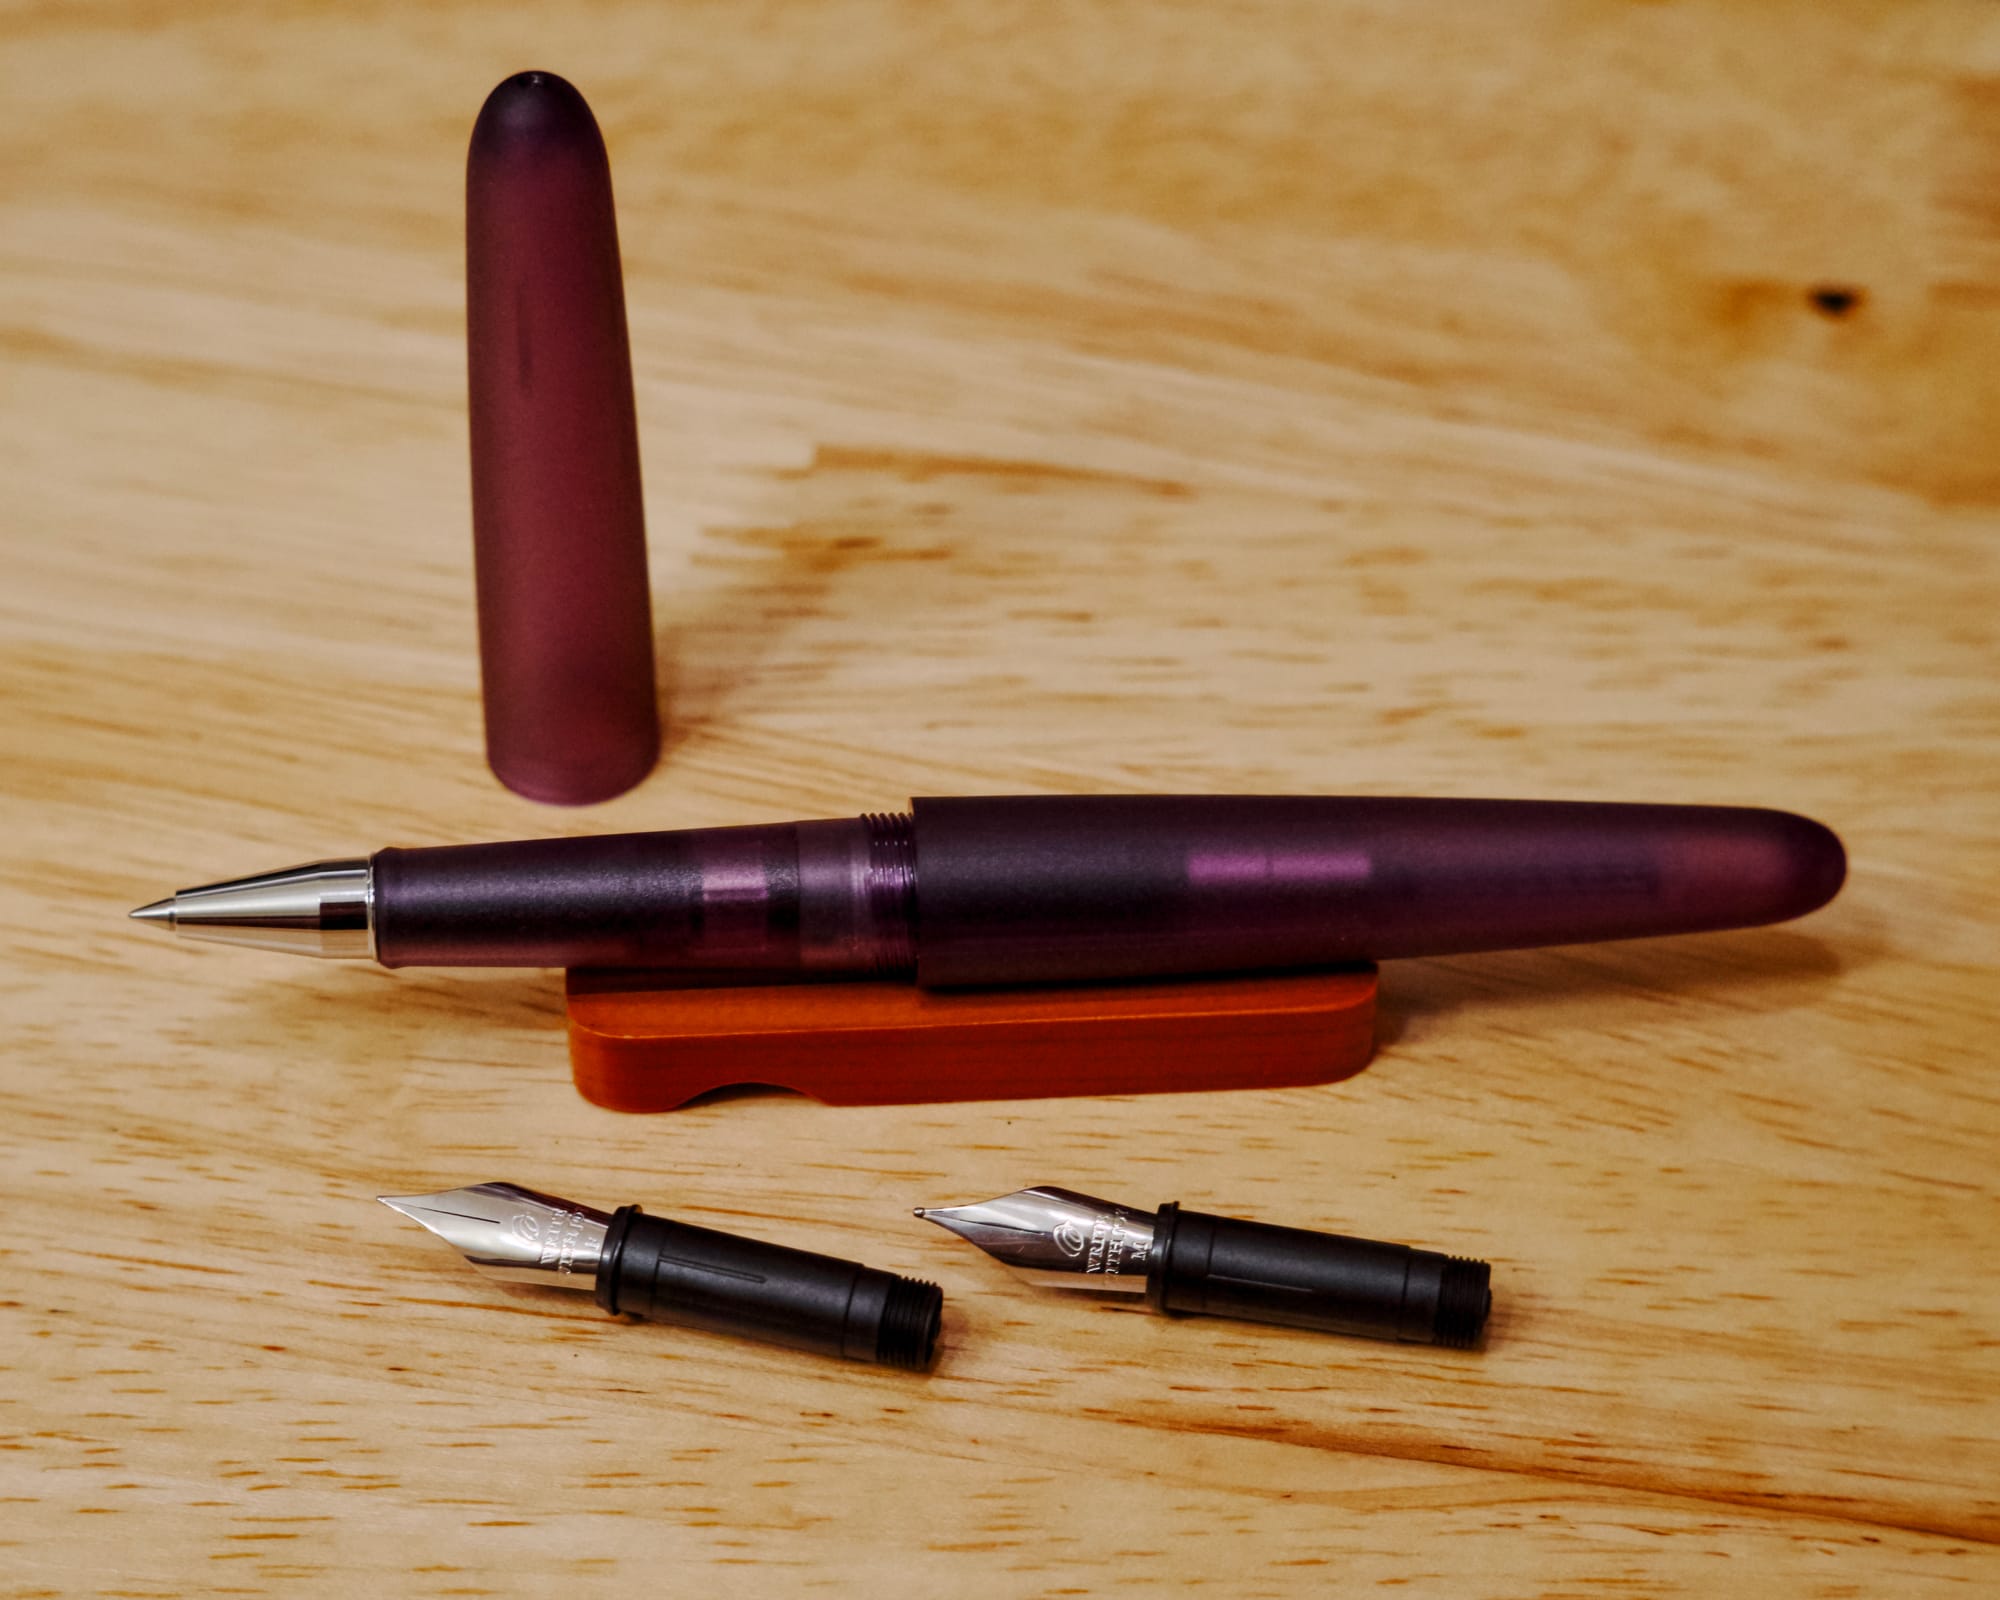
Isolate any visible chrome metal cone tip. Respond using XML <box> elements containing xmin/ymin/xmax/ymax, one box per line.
<box><xmin>126</xmin><ymin>859</ymin><xmax>374</xmax><ymax>958</ymax></box>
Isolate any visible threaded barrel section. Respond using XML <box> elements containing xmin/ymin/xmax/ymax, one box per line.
<box><xmin>862</xmin><ymin>811</ymin><xmax>918</xmax><ymax>976</ymax></box>
<box><xmin>1432</xmin><ymin>1257</ymin><xmax>1492</xmax><ymax>1349</ymax></box>
<box><xmin>875</xmin><ymin>1276</ymin><xmax>943</xmax><ymax>1369</ymax></box>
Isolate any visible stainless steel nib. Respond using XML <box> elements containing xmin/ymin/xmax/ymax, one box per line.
<box><xmin>915</xmin><ymin>1186</ymin><xmax>1154</xmax><ymax>1293</ymax></box>
<box><xmin>378</xmin><ymin>1182</ymin><xmax>610</xmax><ymax>1289</ymax></box>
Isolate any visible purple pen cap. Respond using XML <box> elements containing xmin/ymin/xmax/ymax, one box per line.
<box><xmin>466</xmin><ymin>71</ymin><xmax>660</xmax><ymax>805</ymax></box>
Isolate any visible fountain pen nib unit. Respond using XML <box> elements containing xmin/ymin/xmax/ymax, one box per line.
<box><xmin>920</xmin><ymin>1185</ymin><xmax>1492</xmax><ymax>1348</ymax></box>
<box><xmin>380</xmin><ymin>1180</ymin><xmax>941</xmax><ymax>1368</ymax></box>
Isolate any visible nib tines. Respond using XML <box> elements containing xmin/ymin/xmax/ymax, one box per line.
<box><xmin>917</xmin><ymin>1186</ymin><xmax>1154</xmax><ymax>1293</ymax></box>
<box><xmin>379</xmin><ymin>1182</ymin><xmax>610</xmax><ymax>1290</ymax></box>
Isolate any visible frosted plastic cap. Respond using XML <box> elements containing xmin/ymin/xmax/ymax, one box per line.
<box><xmin>465</xmin><ymin>71</ymin><xmax>659</xmax><ymax>804</ymax></box>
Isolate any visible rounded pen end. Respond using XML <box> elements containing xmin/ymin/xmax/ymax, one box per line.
<box><xmin>469</xmin><ymin>69</ymin><xmax>604</xmax><ymax>162</ymax></box>
<box><xmin>1786</xmin><ymin>814</ymin><xmax>1847</xmax><ymax>920</ymax></box>
<box><xmin>1697</xmin><ymin>808</ymin><xmax>1847</xmax><ymax>927</ymax></box>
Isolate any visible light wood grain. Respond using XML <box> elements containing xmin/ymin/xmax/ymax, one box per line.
<box><xmin>3</xmin><ymin>2</ymin><xmax>1998</xmax><ymax>1594</ymax></box>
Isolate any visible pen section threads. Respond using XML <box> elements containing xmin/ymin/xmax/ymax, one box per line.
<box><xmin>1432</xmin><ymin>1257</ymin><xmax>1493</xmax><ymax>1350</ymax></box>
<box><xmin>863</xmin><ymin>811</ymin><xmax>918</xmax><ymax>977</ymax></box>
<box><xmin>876</xmin><ymin>1275</ymin><xmax>948</xmax><ymax>1369</ymax></box>
<box><xmin>595</xmin><ymin>1206</ymin><xmax>941</xmax><ymax>1368</ymax></box>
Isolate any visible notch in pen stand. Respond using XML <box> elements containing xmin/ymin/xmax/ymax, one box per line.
<box><xmin>563</xmin><ymin>966</ymin><xmax>1379</xmax><ymax>1111</ymax></box>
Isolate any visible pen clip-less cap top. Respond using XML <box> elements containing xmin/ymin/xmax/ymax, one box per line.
<box><xmin>466</xmin><ymin>70</ymin><xmax>660</xmax><ymax>805</ymax></box>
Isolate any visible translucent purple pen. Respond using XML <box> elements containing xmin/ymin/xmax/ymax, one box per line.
<box><xmin>128</xmin><ymin>796</ymin><xmax>1844</xmax><ymax>982</ymax></box>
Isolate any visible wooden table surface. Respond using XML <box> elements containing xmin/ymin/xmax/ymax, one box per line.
<box><xmin>4</xmin><ymin>4</ymin><xmax>1997</xmax><ymax>1594</ymax></box>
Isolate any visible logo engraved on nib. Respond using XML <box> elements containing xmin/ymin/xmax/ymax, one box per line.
<box><xmin>504</xmin><ymin>1205</ymin><xmax>592</xmax><ymax>1272</ymax></box>
<box><xmin>1084</xmin><ymin>1208</ymin><xmax>1141</xmax><ymax>1277</ymax></box>
<box><xmin>1052</xmin><ymin>1220</ymin><xmax>1089</xmax><ymax>1258</ymax></box>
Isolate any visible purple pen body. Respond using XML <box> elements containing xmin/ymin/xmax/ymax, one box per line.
<box><xmin>363</xmin><ymin>797</ymin><xmax>1845</xmax><ymax>979</ymax></box>
<box><xmin>466</xmin><ymin>71</ymin><xmax>659</xmax><ymax>804</ymax></box>
<box><xmin>903</xmin><ymin>796</ymin><xmax>1846</xmax><ymax>984</ymax></box>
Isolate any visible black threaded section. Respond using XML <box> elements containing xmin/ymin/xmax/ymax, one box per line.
<box><xmin>1432</xmin><ymin>1257</ymin><xmax>1492</xmax><ymax>1349</ymax></box>
<box><xmin>874</xmin><ymin>1275</ymin><xmax>942</xmax><ymax>1369</ymax></box>
<box><xmin>862</xmin><ymin>811</ymin><xmax>918</xmax><ymax>976</ymax></box>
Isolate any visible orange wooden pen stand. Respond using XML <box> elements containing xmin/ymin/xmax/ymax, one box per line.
<box><xmin>564</xmin><ymin>966</ymin><xmax>1378</xmax><ymax>1111</ymax></box>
